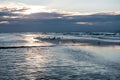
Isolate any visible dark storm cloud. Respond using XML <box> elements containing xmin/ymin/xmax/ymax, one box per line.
<box><xmin>25</xmin><ymin>12</ymin><xmax>64</xmax><ymax>19</ymax></box>
<box><xmin>0</xmin><ymin>6</ymin><xmax>120</xmax><ymax>32</ymax></box>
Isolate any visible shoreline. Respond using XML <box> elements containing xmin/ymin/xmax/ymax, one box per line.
<box><xmin>36</xmin><ymin>37</ymin><xmax>120</xmax><ymax>46</ymax></box>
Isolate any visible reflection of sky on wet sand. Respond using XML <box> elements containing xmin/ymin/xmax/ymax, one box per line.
<box><xmin>74</xmin><ymin>45</ymin><xmax>120</xmax><ymax>63</ymax></box>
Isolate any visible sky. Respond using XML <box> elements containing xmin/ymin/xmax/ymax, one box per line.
<box><xmin>0</xmin><ymin>0</ymin><xmax>120</xmax><ymax>12</ymax></box>
<box><xmin>0</xmin><ymin>0</ymin><xmax>120</xmax><ymax>32</ymax></box>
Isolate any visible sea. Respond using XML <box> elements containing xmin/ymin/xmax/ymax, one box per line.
<box><xmin>0</xmin><ymin>32</ymin><xmax>120</xmax><ymax>80</ymax></box>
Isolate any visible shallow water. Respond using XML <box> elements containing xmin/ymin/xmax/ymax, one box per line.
<box><xmin>0</xmin><ymin>32</ymin><xmax>120</xmax><ymax>80</ymax></box>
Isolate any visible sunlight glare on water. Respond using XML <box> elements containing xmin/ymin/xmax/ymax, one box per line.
<box><xmin>21</xmin><ymin>33</ymin><xmax>53</xmax><ymax>47</ymax></box>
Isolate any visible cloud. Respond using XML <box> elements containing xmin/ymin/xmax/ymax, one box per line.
<box><xmin>0</xmin><ymin>2</ymin><xmax>56</xmax><ymax>15</ymax></box>
<box><xmin>75</xmin><ymin>22</ymin><xmax>93</xmax><ymax>25</ymax></box>
<box><xmin>0</xmin><ymin>21</ymin><xmax>9</xmax><ymax>24</ymax></box>
<box><xmin>25</xmin><ymin>12</ymin><xmax>64</xmax><ymax>19</ymax></box>
<box><xmin>0</xmin><ymin>2</ymin><xmax>28</xmax><ymax>13</ymax></box>
<box><xmin>92</xmin><ymin>11</ymin><xmax>120</xmax><ymax>15</ymax></box>
<box><xmin>0</xmin><ymin>2</ymin><xmax>120</xmax><ymax>32</ymax></box>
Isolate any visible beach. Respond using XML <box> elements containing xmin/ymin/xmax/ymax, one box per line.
<box><xmin>0</xmin><ymin>32</ymin><xmax>120</xmax><ymax>80</ymax></box>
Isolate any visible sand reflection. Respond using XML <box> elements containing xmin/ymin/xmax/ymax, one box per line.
<box><xmin>74</xmin><ymin>45</ymin><xmax>120</xmax><ymax>63</ymax></box>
